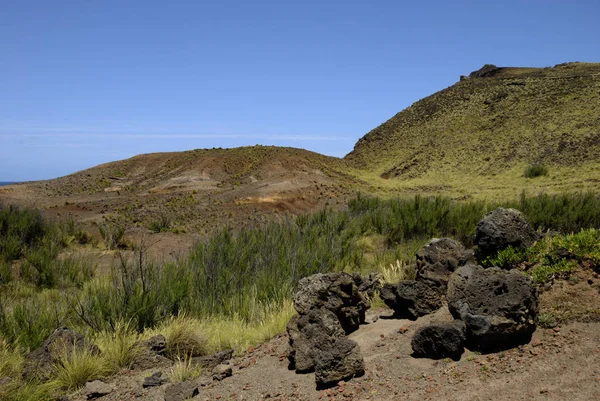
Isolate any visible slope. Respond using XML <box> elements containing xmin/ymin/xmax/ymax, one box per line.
<box><xmin>345</xmin><ymin>62</ymin><xmax>600</xmax><ymax>198</ymax></box>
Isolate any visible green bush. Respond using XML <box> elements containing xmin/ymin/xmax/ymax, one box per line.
<box><xmin>98</xmin><ymin>222</ymin><xmax>126</xmax><ymax>250</ymax></box>
<box><xmin>523</xmin><ymin>163</ymin><xmax>549</xmax><ymax>178</ymax></box>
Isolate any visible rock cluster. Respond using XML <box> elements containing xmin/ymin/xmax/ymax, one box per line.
<box><xmin>380</xmin><ymin>237</ymin><xmax>473</xmax><ymax>318</ymax></box>
<box><xmin>287</xmin><ymin>272</ymin><xmax>368</xmax><ymax>389</ymax></box>
<box><xmin>408</xmin><ymin>207</ymin><xmax>540</xmax><ymax>357</ymax></box>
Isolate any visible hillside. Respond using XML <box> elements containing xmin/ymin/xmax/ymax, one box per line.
<box><xmin>0</xmin><ymin>146</ymin><xmax>362</xmax><ymax>236</ymax></box>
<box><xmin>1</xmin><ymin>62</ymin><xmax>599</xmax><ymax>234</ymax></box>
<box><xmin>346</xmin><ymin>62</ymin><xmax>600</xmax><ymax>198</ymax></box>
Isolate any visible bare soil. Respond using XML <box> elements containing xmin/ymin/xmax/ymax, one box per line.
<box><xmin>67</xmin><ymin>306</ymin><xmax>600</xmax><ymax>401</ymax></box>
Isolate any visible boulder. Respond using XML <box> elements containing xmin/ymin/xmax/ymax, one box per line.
<box><xmin>192</xmin><ymin>349</ymin><xmax>233</xmax><ymax>372</ymax></box>
<box><xmin>314</xmin><ymin>338</ymin><xmax>365</xmax><ymax>389</ymax></box>
<box><xmin>293</xmin><ymin>272</ymin><xmax>370</xmax><ymax>333</ymax></box>
<box><xmin>474</xmin><ymin>207</ymin><xmax>540</xmax><ymax>263</ymax></box>
<box><xmin>212</xmin><ymin>364</ymin><xmax>233</xmax><ymax>381</ymax></box>
<box><xmin>84</xmin><ymin>380</ymin><xmax>113</xmax><ymax>400</ymax></box>
<box><xmin>131</xmin><ymin>335</ymin><xmax>173</xmax><ymax>370</ymax></box>
<box><xmin>287</xmin><ymin>309</ymin><xmax>346</xmax><ymax>372</ymax></box>
<box><xmin>164</xmin><ymin>381</ymin><xmax>199</xmax><ymax>401</ymax></box>
<box><xmin>143</xmin><ymin>371</ymin><xmax>169</xmax><ymax>388</ymax></box>
<box><xmin>411</xmin><ymin>321</ymin><xmax>466</xmax><ymax>360</ymax></box>
<box><xmin>351</xmin><ymin>272</ymin><xmax>382</xmax><ymax>300</ymax></box>
<box><xmin>447</xmin><ymin>264</ymin><xmax>538</xmax><ymax>352</ymax></box>
<box><xmin>416</xmin><ymin>238</ymin><xmax>475</xmax><ymax>291</ymax></box>
<box><xmin>379</xmin><ymin>280</ymin><xmax>443</xmax><ymax>319</ymax></box>
<box><xmin>23</xmin><ymin>327</ymin><xmax>99</xmax><ymax>380</ymax></box>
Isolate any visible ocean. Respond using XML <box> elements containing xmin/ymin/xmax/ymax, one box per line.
<box><xmin>0</xmin><ymin>182</ymin><xmax>18</xmax><ymax>186</ymax></box>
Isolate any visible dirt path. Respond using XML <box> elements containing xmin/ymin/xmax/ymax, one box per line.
<box><xmin>71</xmin><ymin>307</ymin><xmax>600</xmax><ymax>401</ymax></box>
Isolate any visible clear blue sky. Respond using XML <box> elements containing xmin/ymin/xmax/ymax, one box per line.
<box><xmin>1</xmin><ymin>1</ymin><xmax>599</xmax><ymax>181</ymax></box>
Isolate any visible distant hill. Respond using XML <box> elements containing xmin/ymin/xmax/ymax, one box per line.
<box><xmin>345</xmin><ymin>62</ymin><xmax>600</xmax><ymax>197</ymax></box>
<box><xmin>2</xmin><ymin>62</ymin><xmax>599</xmax><ymax>232</ymax></box>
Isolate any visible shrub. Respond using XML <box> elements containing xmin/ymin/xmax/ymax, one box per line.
<box><xmin>98</xmin><ymin>222</ymin><xmax>126</xmax><ymax>250</ymax></box>
<box><xmin>524</xmin><ymin>163</ymin><xmax>549</xmax><ymax>178</ymax></box>
<box><xmin>148</xmin><ymin>216</ymin><xmax>171</xmax><ymax>233</ymax></box>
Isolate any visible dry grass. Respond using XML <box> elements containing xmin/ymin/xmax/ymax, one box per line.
<box><xmin>93</xmin><ymin>321</ymin><xmax>143</xmax><ymax>373</ymax></box>
<box><xmin>169</xmin><ymin>355</ymin><xmax>203</xmax><ymax>383</ymax></box>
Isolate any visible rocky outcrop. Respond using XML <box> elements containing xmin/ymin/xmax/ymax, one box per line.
<box><xmin>23</xmin><ymin>327</ymin><xmax>100</xmax><ymax>380</ymax></box>
<box><xmin>379</xmin><ymin>280</ymin><xmax>443</xmax><ymax>319</ymax></box>
<box><xmin>411</xmin><ymin>321</ymin><xmax>466</xmax><ymax>360</ymax></box>
<box><xmin>447</xmin><ymin>264</ymin><xmax>538</xmax><ymax>352</ymax></box>
<box><xmin>288</xmin><ymin>272</ymin><xmax>369</xmax><ymax>389</ymax></box>
<box><xmin>314</xmin><ymin>338</ymin><xmax>364</xmax><ymax>389</ymax></box>
<box><xmin>293</xmin><ymin>272</ymin><xmax>370</xmax><ymax>333</ymax></box>
<box><xmin>474</xmin><ymin>207</ymin><xmax>540</xmax><ymax>263</ymax></box>
<box><xmin>416</xmin><ymin>238</ymin><xmax>475</xmax><ymax>291</ymax></box>
<box><xmin>351</xmin><ymin>272</ymin><xmax>382</xmax><ymax>300</ymax></box>
<box><xmin>287</xmin><ymin>309</ymin><xmax>346</xmax><ymax>372</ymax></box>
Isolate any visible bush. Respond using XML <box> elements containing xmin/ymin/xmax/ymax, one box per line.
<box><xmin>148</xmin><ymin>215</ymin><xmax>171</xmax><ymax>233</ymax></box>
<box><xmin>98</xmin><ymin>222</ymin><xmax>126</xmax><ymax>250</ymax></box>
<box><xmin>524</xmin><ymin>163</ymin><xmax>549</xmax><ymax>178</ymax></box>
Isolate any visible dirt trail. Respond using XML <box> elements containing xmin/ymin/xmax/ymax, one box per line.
<box><xmin>71</xmin><ymin>307</ymin><xmax>600</xmax><ymax>401</ymax></box>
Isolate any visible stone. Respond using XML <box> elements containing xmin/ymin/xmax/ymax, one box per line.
<box><xmin>287</xmin><ymin>309</ymin><xmax>346</xmax><ymax>372</ymax></box>
<box><xmin>192</xmin><ymin>349</ymin><xmax>233</xmax><ymax>371</ymax></box>
<box><xmin>84</xmin><ymin>380</ymin><xmax>113</xmax><ymax>399</ymax></box>
<box><xmin>132</xmin><ymin>334</ymin><xmax>173</xmax><ymax>371</ymax></box>
<box><xmin>411</xmin><ymin>321</ymin><xmax>466</xmax><ymax>360</ymax></box>
<box><xmin>314</xmin><ymin>338</ymin><xmax>365</xmax><ymax>389</ymax></box>
<box><xmin>474</xmin><ymin>207</ymin><xmax>540</xmax><ymax>263</ymax></box>
<box><xmin>416</xmin><ymin>238</ymin><xmax>475</xmax><ymax>292</ymax></box>
<box><xmin>164</xmin><ymin>381</ymin><xmax>199</xmax><ymax>401</ymax></box>
<box><xmin>142</xmin><ymin>335</ymin><xmax>167</xmax><ymax>355</ymax></box>
<box><xmin>351</xmin><ymin>272</ymin><xmax>382</xmax><ymax>299</ymax></box>
<box><xmin>293</xmin><ymin>272</ymin><xmax>370</xmax><ymax>333</ymax></box>
<box><xmin>212</xmin><ymin>364</ymin><xmax>233</xmax><ymax>381</ymax></box>
<box><xmin>379</xmin><ymin>280</ymin><xmax>443</xmax><ymax>319</ymax></box>
<box><xmin>131</xmin><ymin>352</ymin><xmax>173</xmax><ymax>371</ymax></box>
<box><xmin>143</xmin><ymin>371</ymin><xmax>169</xmax><ymax>388</ymax></box>
<box><xmin>23</xmin><ymin>327</ymin><xmax>99</xmax><ymax>381</ymax></box>
<box><xmin>447</xmin><ymin>264</ymin><xmax>538</xmax><ymax>352</ymax></box>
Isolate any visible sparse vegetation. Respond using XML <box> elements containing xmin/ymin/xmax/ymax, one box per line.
<box><xmin>1</xmin><ymin>191</ymin><xmax>600</xmax><ymax>399</ymax></box>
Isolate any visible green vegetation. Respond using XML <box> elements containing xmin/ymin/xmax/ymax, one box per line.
<box><xmin>345</xmin><ymin>62</ymin><xmax>600</xmax><ymax>198</ymax></box>
<box><xmin>1</xmin><ymin>191</ymin><xmax>600</xmax><ymax>398</ymax></box>
<box><xmin>486</xmin><ymin>228</ymin><xmax>600</xmax><ymax>283</ymax></box>
<box><xmin>523</xmin><ymin>163</ymin><xmax>549</xmax><ymax>178</ymax></box>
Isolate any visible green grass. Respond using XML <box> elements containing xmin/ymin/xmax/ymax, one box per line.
<box><xmin>486</xmin><ymin>228</ymin><xmax>600</xmax><ymax>283</ymax></box>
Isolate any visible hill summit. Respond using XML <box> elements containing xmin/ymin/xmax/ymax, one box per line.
<box><xmin>345</xmin><ymin>62</ymin><xmax>600</xmax><ymax>185</ymax></box>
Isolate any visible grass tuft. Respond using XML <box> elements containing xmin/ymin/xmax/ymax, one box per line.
<box><xmin>169</xmin><ymin>355</ymin><xmax>203</xmax><ymax>383</ymax></box>
<box><xmin>48</xmin><ymin>347</ymin><xmax>108</xmax><ymax>391</ymax></box>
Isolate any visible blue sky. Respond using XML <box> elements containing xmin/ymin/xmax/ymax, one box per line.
<box><xmin>1</xmin><ymin>1</ymin><xmax>599</xmax><ymax>181</ymax></box>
